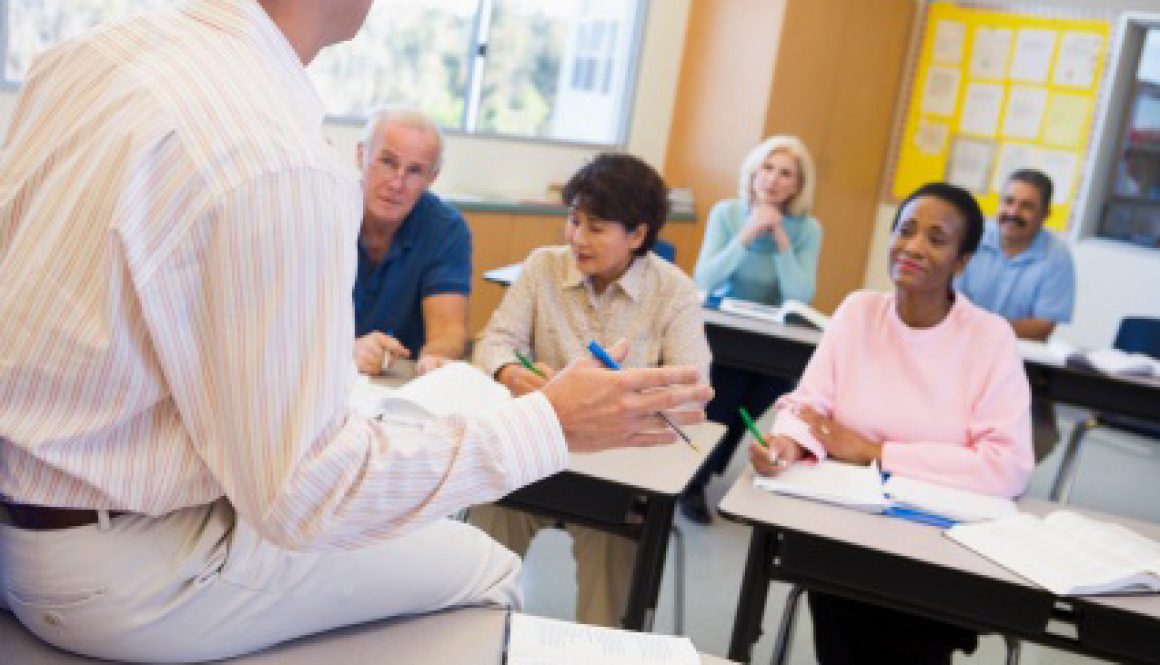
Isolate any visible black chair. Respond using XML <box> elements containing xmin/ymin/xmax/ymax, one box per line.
<box><xmin>1050</xmin><ymin>317</ymin><xmax>1160</xmax><ymax>503</ymax></box>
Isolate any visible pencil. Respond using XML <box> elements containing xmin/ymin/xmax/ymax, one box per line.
<box><xmin>740</xmin><ymin>406</ymin><xmax>786</xmax><ymax>467</ymax></box>
<box><xmin>514</xmin><ymin>351</ymin><xmax>548</xmax><ymax>379</ymax></box>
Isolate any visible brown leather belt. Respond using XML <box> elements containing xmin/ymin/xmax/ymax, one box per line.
<box><xmin>2</xmin><ymin>501</ymin><xmax>126</xmax><ymax>531</ymax></box>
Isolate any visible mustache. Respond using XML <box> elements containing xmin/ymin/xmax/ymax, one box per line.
<box><xmin>999</xmin><ymin>214</ymin><xmax>1026</xmax><ymax>227</ymax></box>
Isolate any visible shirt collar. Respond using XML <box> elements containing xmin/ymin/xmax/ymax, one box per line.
<box><xmin>182</xmin><ymin>0</ymin><xmax>325</xmax><ymax>132</ymax></box>
<box><xmin>562</xmin><ymin>253</ymin><xmax>647</xmax><ymax>302</ymax></box>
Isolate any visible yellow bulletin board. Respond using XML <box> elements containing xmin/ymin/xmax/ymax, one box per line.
<box><xmin>891</xmin><ymin>2</ymin><xmax>1111</xmax><ymax>232</ymax></box>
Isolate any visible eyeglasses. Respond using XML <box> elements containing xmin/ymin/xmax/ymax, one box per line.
<box><xmin>373</xmin><ymin>155</ymin><xmax>433</xmax><ymax>186</ymax></box>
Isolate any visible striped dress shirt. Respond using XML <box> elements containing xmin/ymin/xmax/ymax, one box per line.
<box><xmin>0</xmin><ymin>0</ymin><xmax>566</xmax><ymax>550</ymax></box>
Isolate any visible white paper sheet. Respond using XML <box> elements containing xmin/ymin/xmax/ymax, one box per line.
<box><xmin>959</xmin><ymin>82</ymin><xmax>1004</xmax><ymax>137</ymax></box>
<box><xmin>1001</xmin><ymin>85</ymin><xmax>1048</xmax><ymax>140</ymax></box>
<box><xmin>1054</xmin><ymin>31</ymin><xmax>1103</xmax><ymax>88</ymax></box>
<box><xmin>921</xmin><ymin>66</ymin><xmax>961</xmax><ymax>116</ymax></box>
<box><xmin>970</xmin><ymin>28</ymin><xmax>1013</xmax><ymax>79</ymax></box>
<box><xmin>932</xmin><ymin>20</ymin><xmax>966</xmax><ymax>64</ymax></box>
<box><xmin>506</xmin><ymin>613</ymin><xmax>700</xmax><ymax>665</ymax></box>
<box><xmin>1042</xmin><ymin>93</ymin><xmax>1091</xmax><ymax>148</ymax></box>
<box><xmin>946</xmin><ymin>138</ymin><xmax>994</xmax><ymax>193</ymax></box>
<box><xmin>914</xmin><ymin>119</ymin><xmax>950</xmax><ymax>155</ymax></box>
<box><xmin>1009</xmin><ymin>29</ymin><xmax>1057</xmax><ymax>82</ymax></box>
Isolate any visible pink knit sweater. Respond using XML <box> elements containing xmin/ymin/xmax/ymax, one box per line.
<box><xmin>770</xmin><ymin>290</ymin><xmax>1034</xmax><ymax>497</ymax></box>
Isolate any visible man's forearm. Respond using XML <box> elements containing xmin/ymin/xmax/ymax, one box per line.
<box><xmin>1010</xmin><ymin>318</ymin><xmax>1056</xmax><ymax>342</ymax></box>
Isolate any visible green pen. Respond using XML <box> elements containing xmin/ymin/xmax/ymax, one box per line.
<box><xmin>740</xmin><ymin>406</ymin><xmax>787</xmax><ymax>467</ymax></box>
<box><xmin>514</xmin><ymin>350</ymin><xmax>547</xmax><ymax>379</ymax></box>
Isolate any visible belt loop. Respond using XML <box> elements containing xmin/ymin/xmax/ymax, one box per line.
<box><xmin>97</xmin><ymin>509</ymin><xmax>112</xmax><ymax>532</ymax></box>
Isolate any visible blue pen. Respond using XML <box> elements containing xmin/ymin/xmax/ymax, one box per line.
<box><xmin>586</xmin><ymin>341</ymin><xmax>699</xmax><ymax>452</ymax></box>
<box><xmin>882</xmin><ymin>506</ymin><xmax>957</xmax><ymax>529</ymax></box>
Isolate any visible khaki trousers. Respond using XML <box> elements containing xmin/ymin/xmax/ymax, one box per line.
<box><xmin>0</xmin><ymin>500</ymin><xmax>521</xmax><ymax>663</ymax></box>
<box><xmin>468</xmin><ymin>503</ymin><xmax>635</xmax><ymax>627</ymax></box>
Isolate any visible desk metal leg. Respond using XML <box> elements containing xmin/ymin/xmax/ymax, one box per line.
<box><xmin>727</xmin><ymin>527</ymin><xmax>779</xmax><ymax>663</ymax></box>
<box><xmin>622</xmin><ymin>497</ymin><xmax>676</xmax><ymax>631</ymax></box>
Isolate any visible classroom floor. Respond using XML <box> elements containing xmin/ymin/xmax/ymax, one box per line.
<box><xmin>518</xmin><ymin>405</ymin><xmax>1160</xmax><ymax>664</ymax></box>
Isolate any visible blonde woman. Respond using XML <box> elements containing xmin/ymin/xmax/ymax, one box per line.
<box><xmin>682</xmin><ymin>135</ymin><xmax>822</xmax><ymax>523</ymax></box>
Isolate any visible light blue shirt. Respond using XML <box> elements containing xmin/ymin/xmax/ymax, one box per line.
<box><xmin>693</xmin><ymin>199</ymin><xmax>822</xmax><ymax>306</ymax></box>
<box><xmin>954</xmin><ymin>220</ymin><xmax>1076</xmax><ymax>323</ymax></box>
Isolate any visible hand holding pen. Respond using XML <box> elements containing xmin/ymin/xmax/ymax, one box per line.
<box><xmin>586</xmin><ymin>340</ymin><xmax>700</xmax><ymax>452</ymax></box>
<box><xmin>741</xmin><ymin>406</ymin><xmax>805</xmax><ymax>476</ymax></box>
<box><xmin>497</xmin><ymin>351</ymin><xmax>554</xmax><ymax>396</ymax></box>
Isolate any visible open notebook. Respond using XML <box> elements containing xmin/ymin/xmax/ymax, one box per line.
<box><xmin>348</xmin><ymin>361</ymin><xmax>511</xmax><ymax>421</ymax></box>
<box><xmin>718</xmin><ymin>298</ymin><xmax>830</xmax><ymax>331</ymax></box>
<box><xmin>753</xmin><ymin>460</ymin><xmax>1018</xmax><ymax>524</ymax></box>
<box><xmin>947</xmin><ymin>511</ymin><xmax>1160</xmax><ymax>596</ymax></box>
<box><xmin>506</xmin><ymin>613</ymin><xmax>699</xmax><ymax>665</ymax></box>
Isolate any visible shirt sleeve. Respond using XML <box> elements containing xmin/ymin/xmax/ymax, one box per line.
<box><xmin>880</xmin><ymin>328</ymin><xmax>1034</xmax><ymax>498</ymax></box>
<box><xmin>1029</xmin><ymin>247</ymin><xmax>1076</xmax><ymax>324</ymax></box>
<box><xmin>146</xmin><ymin>168</ymin><xmax>566</xmax><ymax>551</ymax></box>
<box><xmin>472</xmin><ymin>250</ymin><xmax>542</xmax><ymax>378</ymax></box>
<box><xmin>420</xmin><ymin>210</ymin><xmax>472</xmax><ymax>297</ymax></box>
<box><xmin>772</xmin><ymin>217</ymin><xmax>822</xmax><ymax>304</ymax></box>
<box><xmin>693</xmin><ymin>201</ymin><xmax>748</xmax><ymax>293</ymax></box>
<box><xmin>767</xmin><ymin>297</ymin><xmax>852</xmax><ymax>460</ymax></box>
<box><xmin>659</xmin><ymin>280</ymin><xmax>713</xmax><ymax>382</ymax></box>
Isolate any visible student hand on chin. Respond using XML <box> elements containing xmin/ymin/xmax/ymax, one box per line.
<box><xmin>749</xmin><ymin>435</ymin><xmax>804</xmax><ymax>477</ymax></box>
<box><xmin>798</xmin><ymin>406</ymin><xmax>882</xmax><ymax>466</ymax></box>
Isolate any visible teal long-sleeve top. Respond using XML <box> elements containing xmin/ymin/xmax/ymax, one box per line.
<box><xmin>693</xmin><ymin>199</ymin><xmax>823</xmax><ymax>306</ymax></box>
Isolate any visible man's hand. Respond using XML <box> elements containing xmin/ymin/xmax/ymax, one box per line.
<box><xmin>497</xmin><ymin>362</ymin><xmax>555</xmax><ymax>396</ymax></box>
<box><xmin>354</xmin><ymin>332</ymin><xmax>411</xmax><ymax>376</ymax></box>
<box><xmin>799</xmin><ymin>406</ymin><xmax>881</xmax><ymax>465</ymax></box>
<box><xmin>415</xmin><ymin>354</ymin><xmax>451</xmax><ymax>375</ymax></box>
<box><xmin>540</xmin><ymin>341</ymin><xmax>713</xmax><ymax>453</ymax></box>
<box><xmin>749</xmin><ymin>435</ymin><xmax>804</xmax><ymax>476</ymax></box>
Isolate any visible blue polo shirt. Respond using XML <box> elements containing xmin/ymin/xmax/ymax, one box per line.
<box><xmin>353</xmin><ymin>191</ymin><xmax>472</xmax><ymax>352</ymax></box>
<box><xmin>954</xmin><ymin>220</ymin><xmax>1075</xmax><ymax>323</ymax></box>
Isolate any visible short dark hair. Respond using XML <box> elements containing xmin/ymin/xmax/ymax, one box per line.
<box><xmin>1006</xmin><ymin>168</ymin><xmax>1053</xmax><ymax>211</ymax></box>
<box><xmin>562</xmin><ymin>153</ymin><xmax>669</xmax><ymax>256</ymax></box>
<box><xmin>891</xmin><ymin>182</ymin><xmax>984</xmax><ymax>258</ymax></box>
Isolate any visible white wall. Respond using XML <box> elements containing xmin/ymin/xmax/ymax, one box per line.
<box><xmin>864</xmin><ymin>1</ymin><xmax>1160</xmax><ymax>348</ymax></box>
<box><xmin>0</xmin><ymin>1</ymin><xmax>691</xmax><ymax>202</ymax></box>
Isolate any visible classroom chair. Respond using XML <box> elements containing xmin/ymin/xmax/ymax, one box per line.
<box><xmin>767</xmin><ymin>584</ymin><xmax>1022</xmax><ymax>665</ymax></box>
<box><xmin>1050</xmin><ymin>316</ymin><xmax>1160</xmax><ymax>503</ymax></box>
<box><xmin>653</xmin><ymin>239</ymin><xmax>676</xmax><ymax>263</ymax></box>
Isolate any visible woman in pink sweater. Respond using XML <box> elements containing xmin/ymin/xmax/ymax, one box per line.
<box><xmin>751</xmin><ymin>182</ymin><xmax>1033</xmax><ymax>664</ymax></box>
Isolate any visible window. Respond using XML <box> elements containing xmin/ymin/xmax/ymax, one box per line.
<box><xmin>1</xmin><ymin>0</ymin><xmax>647</xmax><ymax>146</ymax></box>
<box><xmin>1097</xmin><ymin>26</ymin><xmax>1160</xmax><ymax>248</ymax></box>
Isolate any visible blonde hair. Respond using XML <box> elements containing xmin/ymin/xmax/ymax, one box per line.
<box><xmin>737</xmin><ymin>135</ymin><xmax>815</xmax><ymax>217</ymax></box>
<box><xmin>359</xmin><ymin>106</ymin><xmax>445</xmax><ymax>174</ymax></box>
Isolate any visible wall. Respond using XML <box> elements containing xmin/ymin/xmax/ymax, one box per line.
<box><xmin>0</xmin><ymin>1</ymin><xmax>691</xmax><ymax>202</ymax></box>
<box><xmin>865</xmin><ymin>0</ymin><xmax>1160</xmax><ymax>348</ymax></box>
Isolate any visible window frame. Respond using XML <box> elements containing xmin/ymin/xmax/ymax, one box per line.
<box><xmin>0</xmin><ymin>0</ymin><xmax>649</xmax><ymax>148</ymax></box>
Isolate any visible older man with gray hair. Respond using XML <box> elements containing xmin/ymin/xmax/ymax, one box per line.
<box><xmin>352</xmin><ymin>107</ymin><xmax>471</xmax><ymax>375</ymax></box>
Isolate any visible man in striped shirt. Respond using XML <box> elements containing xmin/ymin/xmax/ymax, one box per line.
<box><xmin>0</xmin><ymin>1</ymin><xmax>711</xmax><ymax>661</ymax></box>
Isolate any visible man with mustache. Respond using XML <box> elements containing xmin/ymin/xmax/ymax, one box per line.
<box><xmin>353</xmin><ymin>107</ymin><xmax>471</xmax><ymax>376</ymax></box>
<box><xmin>955</xmin><ymin>169</ymin><xmax>1076</xmax><ymax>460</ymax></box>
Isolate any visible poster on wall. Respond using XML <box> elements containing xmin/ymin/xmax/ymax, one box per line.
<box><xmin>891</xmin><ymin>2</ymin><xmax>1110</xmax><ymax>232</ymax></box>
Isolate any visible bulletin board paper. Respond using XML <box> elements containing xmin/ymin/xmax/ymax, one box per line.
<box><xmin>891</xmin><ymin>2</ymin><xmax>1110</xmax><ymax>232</ymax></box>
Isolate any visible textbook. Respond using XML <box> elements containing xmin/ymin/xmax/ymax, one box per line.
<box><xmin>348</xmin><ymin>361</ymin><xmax>511</xmax><ymax>421</ymax></box>
<box><xmin>753</xmin><ymin>460</ymin><xmax>1018</xmax><ymax>523</ymax></box>
<box><xmin>718</xmin><ymin>298</ymin><xmax>830</xmax><ymax>330</ymax></box>
<box><xmin>506</xmin><ymin>612</ymin><xmax>699</xmax><ymax>665</ymax></box>
<box><xmin>1019</xmin><ymin>339</ymin><xmax>1160</xmax><ymax>378</ymax></box>
<box><xmin>947</xmin><ymin>511</ymin><xmax>1160</xmax><ymax>596</ymax></box>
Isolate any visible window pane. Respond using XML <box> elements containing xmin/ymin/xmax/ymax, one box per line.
<box><xmin>1099</xmin><ymin>28</ymin><xmax>1160</xmax><ymax>247</ymax></box>
<box><xmin>5</xmin><ymin>0</ymin><xmax>171</xmax><ymax>83</ymax></box>
<box><xmin>476</xmin><ymin>0</ymin><xmax>640</xmax><ymax>144</ymax></box>
<box><xmin>307</xmin><ymin>0</ymin><xmax>478</xmax><ymax>127</ymax></box>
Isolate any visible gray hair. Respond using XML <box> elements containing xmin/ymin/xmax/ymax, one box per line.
<box><xmin>737</xmin><ymin>135</ymin><xmax>816</xmax><ymax>217</ymax></box>
<box><xmin>360</xmin><ymin>106</ymin><xmax>445</xmax><ymax>175</ymax></box>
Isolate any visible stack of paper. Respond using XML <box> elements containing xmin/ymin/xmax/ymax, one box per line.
<box><xmin>947</xmin><ymin>511</ymin><xmax>1160</xmax><ymax>596</ymax></box>
<box><xmin>506</xmin><ymin>613</ymin><xmax>699</xmax><ymax>665</ymax></box>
